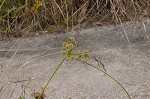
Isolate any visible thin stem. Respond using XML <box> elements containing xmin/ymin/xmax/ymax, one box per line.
<box><xmin>38</xmin><ymin>57</ymin><xmax>67</xmax><ymax>99</ymax></box>
<box><xmin>76</xmin><ymin>59</ymin><xmax>132</xmax><ymax>99</ymax></box>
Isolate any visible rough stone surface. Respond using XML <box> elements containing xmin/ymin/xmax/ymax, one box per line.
<box><xmin>0</xmin><ymin>19</ymin><xmax>150</xmax><ymax>99</ymax></box>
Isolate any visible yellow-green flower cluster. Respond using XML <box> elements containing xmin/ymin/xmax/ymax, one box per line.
<box><xmin>69</xmin><ymin>37</ymin><xmax>75</xmax><ymax>43</ymax></box>
<box><xmin>31</xmin><ymin>0</ymin><xmax>43</xmax><ymax>13</ymax></box>
<box><xmin>63</xmin><ymin>37</ymin><xmax>88</xmax><ymax>60</ymax></box>
<box><xmin>83</xmin><ymin>50</ymin><xmax>88</xmax><ymax>59</ymax></box>
<box><xmin>76</xmin><ymin>50</ymin><xmax>88</xmax><ymax>59</ymax></box>
<box><xmin>63</xmin><ymin>43</ymin><xmax>75</xmax><ymax>50</ymax></box>
<box><xmin>77</xmin><ymin>51</ymin><xmax>82</xmax><ymax>58</ymax></box>
<box><xmin>63</xmin><ymin>37</ymin><xmax>75</xmax><ymax>60</ymax></box>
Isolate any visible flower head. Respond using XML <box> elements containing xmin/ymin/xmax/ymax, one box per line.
<box><xmin>69</xmin><ymin>37</ymin><xmax>75</xmax><ymax>43</ymax></box>
<box><xmin>83</xmin><ymin>50</ymin><xmax>88</xmax><ymax>59</ymax></box>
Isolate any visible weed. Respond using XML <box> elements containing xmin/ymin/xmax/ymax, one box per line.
<box><xmin>37</xmin><ymin>37</ymin><xmax>132</xmax><ymax>99</ymax></box>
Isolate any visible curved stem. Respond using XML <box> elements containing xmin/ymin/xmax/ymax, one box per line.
<box><xmin>38</xmin><ymin>57</ymin><xmax>67</xmax><ymax>99</ymax></box>
<box><xmin>76</xmin><ymin>59</ymin><xmax>132</xmax><ymax>99</ymax></box>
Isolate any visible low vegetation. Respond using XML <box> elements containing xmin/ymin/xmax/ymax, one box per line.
<box><xmin>0</xmin><ymin>0</ymin><xmax>150</xmax><ymax>40</ymax></box>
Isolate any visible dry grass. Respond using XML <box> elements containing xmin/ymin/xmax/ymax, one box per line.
<box><xmin>0</xmin><ymin>1</ymin><xmax>149</xmax><ymax>98</ymax></box>
<box><xmin>0</xmin><ymin>0</ymin><xmax>150</xmax><ymax>39</ymax></box>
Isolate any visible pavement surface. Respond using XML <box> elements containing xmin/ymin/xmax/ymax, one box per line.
<box><xmin>0</xmin><ymin>19</ymin><xmax>150</xmax><ymax>99</ymax></box>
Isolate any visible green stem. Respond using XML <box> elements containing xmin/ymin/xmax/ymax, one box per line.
<box><xmin>76</xmin><ymin>59</ymin><xmax>132</xmax><ymax>99</ymax></box>
<box><xmin>38</xmin><ymin>57</ymin><xmax>67</xmax><ymax>99</ymax></box>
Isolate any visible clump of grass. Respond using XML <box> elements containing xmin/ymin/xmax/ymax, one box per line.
<box><xmin>0</xmin><ymin>0</ymin><xmax>150</xmax><ymax>39</ymax></box>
